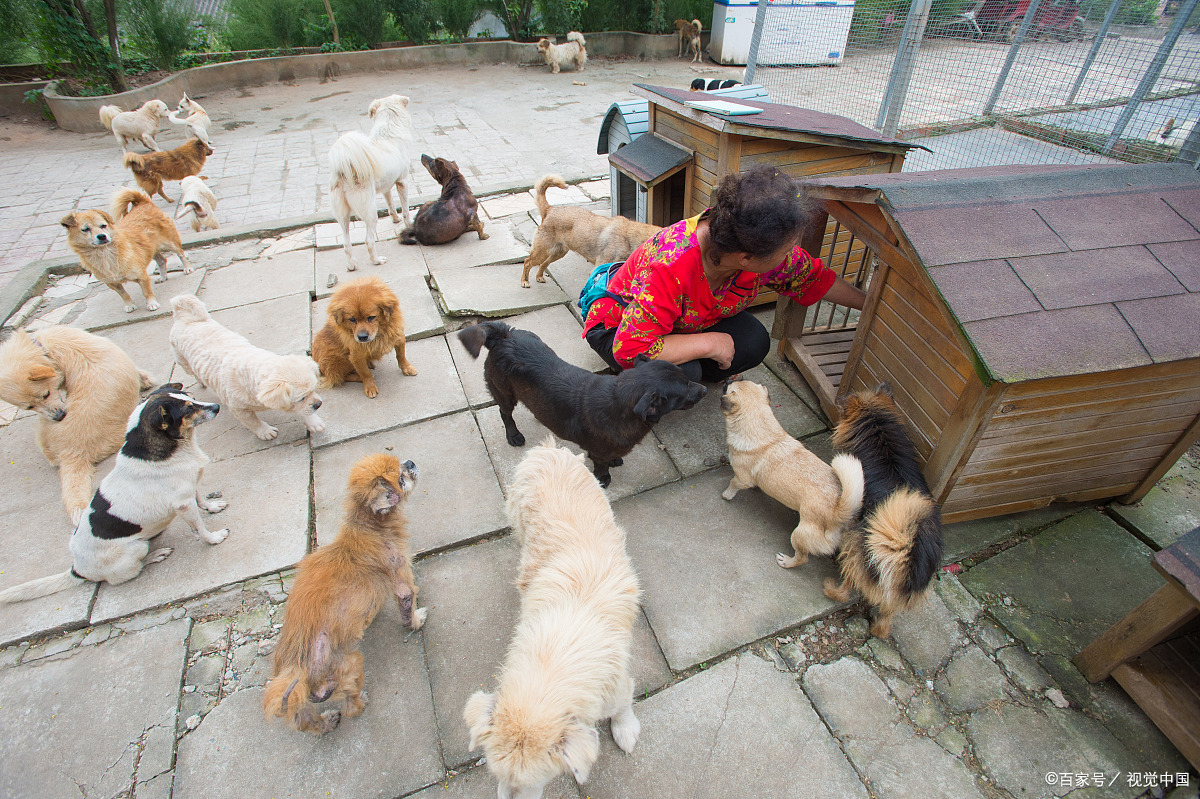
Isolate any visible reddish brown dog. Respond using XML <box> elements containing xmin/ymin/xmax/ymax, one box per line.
<box><xmin>399</xmin><ymin>154</ymin><xmax>488</xmax><ymax>246</ymax></box>
<box><xmin>122</xmin><ymin>137</ymin><xmax>213</xmax><ymax>202</ymax></box>
<box><xmin>312</xmin><ymin>276</ymin><xmax>418</xmax><ymax>398</ymax></box>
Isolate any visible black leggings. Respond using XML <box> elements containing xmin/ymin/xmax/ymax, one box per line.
<box><xmin>585</xmin><ymin>310</ymin><xmax>771</xmax><ymax>383</ymax></box>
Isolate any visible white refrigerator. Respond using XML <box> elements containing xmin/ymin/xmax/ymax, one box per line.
<box><xmin>757</xmin><ymin>0</ymin><xmax>856</xmax><ymax>66</ymax></box>
<box><xmin>710</xmin><ymin>0</ymin><xmax>759</xmax><ymax>65</ymax></box>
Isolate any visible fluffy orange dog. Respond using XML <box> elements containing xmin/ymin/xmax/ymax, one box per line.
<box><xmin>61</xmin><ymin>187</ymin><xmax>192</xmax><ymax>313</ymax></box>
<box><xmin>312</xmin><ymin>276</ymin><xmax>418</xmax><ymax>398</ymax></box>
<box><xmin>263</xmin><ymin>454</ymin><xmax>425</xmax><ymax>735</ymax></box>
<box><xmin>122</xmin><ymin>137</ymin><xmax>213</xmax><ymax>202</ymax></box>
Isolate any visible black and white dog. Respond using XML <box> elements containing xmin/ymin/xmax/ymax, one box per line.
<box><xmin>0</xmin><ymin>384</ymin><xmax>230</xmax><ymax>603</ymax></box>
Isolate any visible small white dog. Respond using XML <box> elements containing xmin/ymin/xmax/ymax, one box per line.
<box><xmin>168</xmin><ymin>93</ymin><xmax>212</xmax><ymax>147</ymax></box>
<box><xmin>99</xmin><ymin>99</ymin><xmax>170</xmax><ymax>152</ymax></box>
<box><xmin>0</xmin><ymin>385</ymin><xmax>228</xmax><ymax>603</ymax></box>
<box><xmin>176</xmin><ymin>176</ymin><xmax>220</xmax><ymax>232</ymax></box>
<box><xmin>328</xmin><ymin>94</ymin><xmax>414</xmax><ymax>271</ymax></box>
<box><xmin>170</xmin><ymin>295</ymin><xmax>325</xmax><ymax>441</ymax></box>
<box><xmin>536</xmin><ymin>31</ymin><xmax>587</xmax><ymax>73</ymax></box>
<box><xmin>465</xmin><ymin>440</ymin><xmax>641</xmax><ymax>799</ymax></box>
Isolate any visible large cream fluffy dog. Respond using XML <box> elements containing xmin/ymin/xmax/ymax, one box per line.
<box><xmin>99</xmin><ymin>99</ymin><xmax>170</xmax><ymax>152</ymax></box>
<box><xmin>170</xmin><ymin>295</ymin><xmax>325</xmax><ymax>440</ymax></box>
<box><xmin>465</xmin><ymin>440</ymin><xmax>641</xmax><ymax>799</ymax></box>
<box><xmin>721</xmin><ymin>380</ymin><xmax>865</xmax><ymax>569</ymax></box>
<box><xmin>536</xmin><ymin>31</ymin><xmax>587</xmax><ymax>73</ymax></box>
<box><xmin>0</xmin><ymin>327</ymin><xmax>153</xmax><ymax>525</ymax></box>
<box><xmin>328</xmin><ymin>94</ymin><xmax>415</xmax><ymax>271</ymax></box>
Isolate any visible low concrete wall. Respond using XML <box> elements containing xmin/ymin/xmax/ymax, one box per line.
<box><xmin>45</xmin><ymin>32</ymin><xmax>679</xmax><ymax>133</ymax></box>
<box><xmin>0</xmin><ymin>81</ymin><xmax>48</xmax><ymax>118</ymax></box>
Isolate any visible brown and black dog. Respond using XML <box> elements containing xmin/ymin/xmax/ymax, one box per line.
<box><xmin>675</xmin><ymin>18</ymin><xmax>702</xmax><ymax>62</ymax></box>
<box><xmin>312</xmin><ymin>275</ymin><xmax>418</xmax><ymax>399</ymax></box>
<box><xmin>122</xmin><ymin>137</ymin><xmax>213</xmax><ymax>202</ymax></box>
<box><xmin>399</xmin><ymin>154</ymin><xmax>488</xmax><ymax>246</ymax></box>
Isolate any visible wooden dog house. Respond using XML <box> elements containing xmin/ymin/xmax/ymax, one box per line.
<box><xmin>775</xmin><ymin>163</ymin><xmax>1200</xmax><ymax>524</ymax></box>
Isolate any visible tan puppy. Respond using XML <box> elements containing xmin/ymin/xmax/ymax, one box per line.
<box><xmin>675</xmin><ymin>18</ymin><xmax>702</xmax><ymax>61</ymax></box>
<box><xmin>521</xmin><ymin>174</ymin><xmax>661</xmax><ymax>288</ymax></box>
<box><xmin>312</xmin><ymin>276</ymin><xmax>417</xmax><ymax>398</ymax></box>
<box><xmin>536</xmin><ymin>31</ymin><xmax>587</xmax><ymax>73</ymax></box>
<box><xmin>263</xmin><ymin>454</ymin><xmax>424</xmax><ymax>735</ymax></box>
<box><xmin>720</xmin><ymin>380</ymin><xmax>864</xmax><ymax>568</ymax></box>
<box><xmin>99</xmin><ymin>100</ymin><xmax>169</xmax><ymax>152</ymax></box>
<box><xmin>61</xmin><ymin>187</ymin><xmax>192</xmax><ymax>313</ymax></box>
<box><xmin>123</xmin><ymin>138</ymin><xmax>213</xmax><ymax>203</ymax></box>
<box><xmin>0</xmin><ymin>327</ymin><xmax>153</xmax><ymax>525</ymax></box>
<box><xmin>465</xmin><ymin>440</ymin><xmax>641</xmax><ymax>799</ymax></box>
<box><xmin>168</xmin><ymin>93</ymin><xmax>212</xmax><ymax>147</ymax></box>
<box><xmin>176</xmin><ymin>176</ymin><xmax>219</xmax><ymax>232</ymax></box>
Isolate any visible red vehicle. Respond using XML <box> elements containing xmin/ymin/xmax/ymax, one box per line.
<box><xmin>943</xmin><ymin>0</ymin><xmax>1085</xmax><ymax>41</ymax></box>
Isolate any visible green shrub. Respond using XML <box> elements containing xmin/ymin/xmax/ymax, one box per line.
<box><xmin>388</xmin><ymin>0</ymin><xmax>438</xmax><ymax>41</ymax></box>
<box><xmin>435</xmin><ymin>0</ymin><xmax>483</xmax><ymax>38</ymax></box>
<box><xmin>536</xmin><ymin>0</ymin><xmax>586</xmax><ymax>35</ymax></box>
<box><xmin>333</xmin><ymin>0</ymin><xmax>388</xmax><ymax>45</ymax></box>
<box><xmin>123</xmin><ymin>0</ymin><xmax>198</xmax><ymax>69</ymax></box>
<box><xmin>0</xmin><ymin>0</ymin><xmax>37</xmax><ymax>62</ymax></box>
<box><xmin>1081</xmin><ymin>0</ymin><xmax>1158</xmax><ymax>24</ymax></box>
<box><xmin>223</xmin><ymin>0</ymin><xmax>325</xmax><ymax>49</ymax></box>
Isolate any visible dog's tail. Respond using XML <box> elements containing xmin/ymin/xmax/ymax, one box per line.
<box><xmin>329</xmin><ymin>131</ymin><xmax>382</xmax><ymax>191</ymax></box>
<box><xmin>122</xmin><ymin>150</ymin><xmax>149</xmax><ymax>175</ymax></box>
<box><xmin>170</xmin><ymin>294</ymin><xmax>211</xmax><ymax>324</ymax></box>
<box><xmin>829</xmin><ymin>453</ymin><xmax>865</xmax><ymax>530</ymax></box>
<box><xmin>99</xmin><ymin>105</ymin><xmax>121</xmax><ymax>130</ymax></box>
<box><xmin>457</xmin><ymin>320</ymin><xmax>512</xmax><ymax>359</ymax></box>
<box><xmin>263</xmin><ymin>666</ymin><xmax>309</xmax><ymax>724</ymax></box>
<box><xmin>110</xmin><ymin>187</ymin><xmax>154</xmax><ymax>221</ymax></box>
<box><xmin>568</xmin><ymin>30</ymin><xmax>586</xmax><ymax>49</ymax></box>
<box><xmin>534</xmin><ymin>174</ymin><xmax>568</xmax><ymax>219</ymax></box>
<box><xmin>693</xmin><ymin>18</ymin><xmax>703</xmax><ymax>35</ymax></box>
<box><xmin>399</xmin><ymin>226</ymin><xmax>418</xmax><ymax>245</ymax></box>
<box><xmin>0</xmin><ymin>570</ymin><xmax>87</xmax><ymax>604</ymax></box>
<box><xmin>863</xmin><ymin>487</ymin><xmax>942</xmax><ymax>599</ymax></box>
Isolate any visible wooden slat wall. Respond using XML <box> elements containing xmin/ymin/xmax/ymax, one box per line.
<box><xmin>654</xmin><ymin>110</ymin><xmax>718</xmax><ymax>217</ymax></box>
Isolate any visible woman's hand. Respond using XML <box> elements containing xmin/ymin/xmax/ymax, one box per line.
<box><xmin>658</xmin><ymin>332</ymin><xmax>735</xmax><ymax>369</ymax></box>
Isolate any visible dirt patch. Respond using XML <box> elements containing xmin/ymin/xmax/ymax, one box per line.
<box><xmin>57</xmin><ymin>70</ymin><xmax>173</xmax><ymax>97</ymax></box>
<box><xmin>222</xmin><ymin>120</ymin><xmax>253</xmax><ymax>131</ymax></box>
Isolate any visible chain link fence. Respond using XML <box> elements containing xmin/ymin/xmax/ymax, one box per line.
<box><xmin>741</xmin><ymin>0</ymin><xmax>1200</xmax><ymax>170</ymax></box>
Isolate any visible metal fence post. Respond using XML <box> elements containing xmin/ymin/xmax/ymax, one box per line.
<box><xmin>1102</xmin><ymin>0</ymin><xmax>1200</xmax><ymax>153</ymax></box>
<box><xmin>982</xmin><ymin>0</ymin><xmax>1045</xmax><ymax>116</ymax></box>
<box><xmin>875</xmin><ymin>0</ymin><xmax>935</xmax><ymax>136</ymax></box>
<box><xmin>1066</xmin><ymin>0</ymin><xmax>1122</xmax><ymax>105</ymax></box>
<box><xmin>744</xmin><ymin>0</ymin><xmax>771</xmax><ymax>84</ymax></box>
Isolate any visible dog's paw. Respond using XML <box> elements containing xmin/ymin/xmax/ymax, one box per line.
<box><xmin>611</xmin><ymin>457</ymin><xmax>624</xmax><ymax>467</ymax></box>
<box><xmin>255</xmin><ymin>424</ymin><xmax>279</xmax><ymax>441</ymax></box>
<box><xmin>151</xmin><ymin>272</ymin><xmax>167</xmax><ymax>284</ymax></box>
<box><xmin>372</xmin><ymin>254</ymin><xmax>388</xmax><ymax>265</ymax></box>
<box><xmin>201</xmin><ymin>527</ymin><xmax>230</xmax><ymax>544</ymax></box>
<box><xmin>319</xmin><ymin>709</ymin><xmax>342</xmax><ymax>734</ymax></box>
<box><xmin>506</xmin><ymin>431</ymin><xmax>526</xmax><ymax>447</ymax></box>
<box><xmin>612</xmin><ymin>712</ymin><xmax>641</xmax><ymax>753</ymax></box>
<box><xmin>145</xmin><ymin>299</ymin><xmax>160</xmax><ymax>311</ymax></box>
<box><xmin>364</xmin><ymin>382</ymin><xmax>379</xmax><ymax>399</ymax></box>
<box><xmin>146</xmin><ymin>547</ymin><xmax>173</xmax><ymax>564</ymax></box>
<box><xmin>411</xmin><ymin>606</ymin><xmax>428</xmax><ymax>630</ymax></box>
<box><xmin>343</xmin><ymin>691</ymin><xmax>367</xmax><ymax>718</ymax></box>
<box><xmin>536</xmin><ymin>275</ymin><xmax>547</xmax><ymax>283</ymax></box>
<box><xmin>777</xmin><ymin>552</ymin><xmax>806</xmax><ymax>569</ymax></box>
<box><xmin>520</xmin><ymin>280</ymin><xmax>531</xmax><ymax>288</ymax></box>
<box><xmin>597</xmin><ymin>473</ymin><xmax>612</xmax><ymax>489</ymax></box>
<box><xmin>202</xmin><ymin>498</ymin><xmax>228</xmax><ymax>513</ymax></box>
<box><xmin>124</xmin><ymin>303</ymin><xmax>137</xmax><ymax>313</ymax></box>
<box><xmin>304</xmin><ymin>414</ymin><xmax>326</xmax><ymax>433</ymax></box>
<box><xmin>401</xmin><ymin>364</ymin><xmax>418</xmax><ymax>376</ymax></box>
<box><xmin>346</xmin><ymin>261</ymin><xmax>358</xmax><ymax>272</ymax></box>
<box><xmin>182</xmin><ymin>264</ymin><xmax>194</xmax><ymax>275</ymax></box>
<box><xmin>721</xmin><ymin>488</ymin><xmax>738</xmax><ymax>501</ymax></box>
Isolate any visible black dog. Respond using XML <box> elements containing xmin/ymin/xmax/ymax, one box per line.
<box><xmin>399</xmin><ymin>154</ymin><xmax>488</xmax><ymax>246</ymax></box>
<box><xmin>457</xmin><ymin>321</ymin><xmax>707</xmax><ymax>487</ymax></box>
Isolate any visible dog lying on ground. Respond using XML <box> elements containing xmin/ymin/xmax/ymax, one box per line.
<box><xmin>826</xmin><ymin>383</ymin><xmax>944</xmax><ymax>638</ymax></box>
<box><xmin>537</xmin><ymin>31</ymin><xmax>587</xmax><ymax>73</ymax></box>
<box><xmin>312</xmin><ymin>276</ymin><xmax>418</xmax><ymax>399</ymax></box>
<box><xmin>99</xmin><ymin>99</ymin><xmax>170</xmax><ymax>152</ymax></box>
<box><xmin>720</xmin><ymin>379</ymin><xmax>864</xmax><ymax>568</ymax></box>
<box><xmin>521</xmin><ymin>174</ymin><xmax>661</xmax><ymax>288</ymax></box>
<box><xmin>264</xmin><ymin>454</ymin><xmax>424</xmax><ymax>735</ymax></box>
<box><xmin>457</xmin><ymin>321</ymin><xmax>706</xmax><ymax>487</ymax></box>
<box><xmin>170</xmin><ymin>295</ymin><xmax>325</xmax><ymax>441</ymax></box>
<box><xmin>61</xmin><ymin>187</ymin><xmax>192</xmax><ymax>313</ymax></box>
<box><xmin>465</xmin><ymin>440</ymin><xmax>640</xmax><ymax>798</ymax></box>
<box><xmin>675</xmin><ymin>18</ymin><xmax>702</xmax><ymax>61</ymax></box>
<box><xmin>168</xmin><ymin>93</ymin><xmax>212</xmax><ymax>147</ymax></box>
<box><xmin>328</xmin><ymin>94</ymin><xmax>415</xmax><ymax>270</ymax></box>
<box><xmin>0</xmin><ymin>384</ymin><xmax>228</xmax><ymax>603</ymax></box>
<box><xmin>176</xmin><ymin>176</ymin><xmax>219</xmax><ymax>232</ymax></box>
<box><xmin>689</xmin><ymin>78</ymin><xmax>741</xmax><ymax>91</ymax></box>
<box><xmin>0</xmin><ymin>326</ymin><xmax>154</xmax><ymax>525</ymax></box>
<box><xmin>399</xmin><ymin>154</ymin><xmax>488</xmax><ymax>246</ymax></box>
<box><xmin>123</xmin><ymin>137</ymin><xmax>213</xmax><ymax>203</ymax></box>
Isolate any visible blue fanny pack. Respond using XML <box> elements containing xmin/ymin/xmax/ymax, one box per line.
<box><xmin>578</xmin><ymin>261</ymin><xmax>629</xmax><ymax>318</ymax></box>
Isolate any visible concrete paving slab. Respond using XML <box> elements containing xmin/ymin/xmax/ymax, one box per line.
<box><xmin>889</xmin><ymin>588</ymin><xmax>963</xmax><ymax>676</ymax></box>
<box><xmin>761</xmin><ymin>350</ymin><xmax>826</xmax><ymax>419</ymax></box>
<box><xmin>481</xmin><ymin>191</ymin><xmax>538</xmax><ymax>220</ymax></box>
<box><xmin>173</xmin><ymin>602</ymin><xmax>442</xmax><ymax>799</ymax></box>
<box><xmin>587</xmin><ymin>653</ymin><xmax>866</xmax><ymax>799</ymax></box>
<box><xmin>941</xmin><ymin>504</ymin><xmax>1083</xmax><ymax>564</ymax></box>
<box><xmin>208</xmin><ymin>291</ymin><xmax>314</xmax><ymax>358</ymax></box>
<box><xmin>545</xmin><ymin>251</ymin><xmax>594</xmax><ymax>310</ymax></box>
<box><xmin>96</xmin><ymin>313</ymin><xmax>179</xmax><ymax>385</ymax></box>
<box><xmin>1109</xmin><ymin>453</ymin><xmax>1200</xmax><ymax>549</ymax></box>
<box><xmin>432</xmin><ymin>263</ymin><xmax>569</xmax><ymax>317</ymax></box>
<box><xmin>314</xmin><ymin>242</ymin><xmax>430</xmax><ymax>298</ymax></box>
<box><xmin>90</xmin><ymin>443</ymin><xmax>310</xmax><ymax>623</ymax></box>
<box><xmin>314</xmin><ymin>220</ymin><xmax>368</xmax><ymax>249</ymax></box>
<box><xmin>308</xmin><ymin>335</ymin><xmax>467</xmax><ymax>448</ymax></box>
<box><xmin>313</xmin><ymin>411</ymin><xmax>506</xmax><ymax>551</ymax></box>
<box><xmin>0</xmin><ymin>619</ymin><xmax>187</xmax><ymax>799</ymax></box>
<box><xmin>935</xmin><ymin>646</ymin><xmax>1011</xmax><ymax>712</ymax></box>
<box><xmin>960</xmin><ymin>510</ymin><xmax>1162</xmax><ymax>659</ymax></box>
<box><xmin>615</xmin><ymin>467</ymin><xmax>841</xmax><ymax>671</ymax></box>
<box><xmin>542</xmin><ymin>183</ymin><xmax>591</xmax><ymax>207</ymax></box>
<box><xmin>577</xmin><ymin>179</ymin><xmax>611</xmax><ymax>200</ymax></box>
<box><xmin>197</xmin><ymin>249</ymin><xmax>315</xmax><ymax>312</ymax></box>
<box><xmin>653</xmin><ymin>365</ymin><xmax>825</xmax><ymax>478</ymax></box>
<box><xmin>72</xmin><ymin>268</ymin><xmax>207</xmax><ymax>331</ymax></box>
<box><xmin>411</xmin><ymin>765</ymin><xmax>580</xmax><ymax>798</ymax></box>
<box><xmin>422</xmin><ymin>223</ymin><xmax>526</xmax><ymax>270</ymax></box>
<box><xmin>187</xmin><ymin>384</ymin><xmax>312</xmax><ymax>461</ymax></box>
<box><xmin>312</xmin><ymin>276</ymin><xmax>445</xmax><ymax>344</ymax></box>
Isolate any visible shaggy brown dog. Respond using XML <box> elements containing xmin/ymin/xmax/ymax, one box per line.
<box><xmin>826</xmin><ymin>383</ymin><xmax>944</xmax><ymax>638</ymax></box>
<box><xmin>0</xmin><ymin>327</ymin><xmax>153</xmax><ymax>525</ymax></box>
<box><xmin>312</xmin><ymin>276</ymin><xmax>418</xmax><ymax>398</ymax></box>
<box><xmin>675</xmin><ymin>18</ymin><xmax>702</xmax><ymax>61</ymax></box>
<box><xmin>399</xmin><ymin>154</ymin><xmax>488</xmax><ymax>245</ymax></box>
<box><xmin>521</xmin><ymin>174</ymin><xmax>661</xmax><ymax>288</ymax></box>
<box><xmin>536</xmin><ymin>31</ymin><xmax>587</xmax><ymax>73</ymax></box>
<box><xmin>122</xmin><ymin>137</ymin><xmax>213</xmax><ymax>203</ymax></box>
<box><xmin>263</xmin><ymin>454</ymin><xmax>424</xmax><ymax>735</ymax></box>
<box><xmin>61</xmin><ymin>187</ymin><xmax>192</xmax><ymax>313</ymax></box>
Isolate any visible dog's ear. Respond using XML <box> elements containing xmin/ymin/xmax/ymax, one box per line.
<box><xmin>60</xmin><ymin>213</ymin><xmax>77</xmax><ymax>229</ymax></box>
<box><xmin>28</xmin><ymin>363</ymin><xmax>57</xmax><ymax>382</ymax></box>
<box><xmin>368</xmin><ymin>99</ymin><xmax>382</xmax><ymax>118</ymax></box>
<box><xmin>557</xmin><ymin>720</ymin><xmax>600</xmax><ymax>785</ymax></box>
<box><xmin>633</xmin><ymin>389</ymin><xmax>661</xmax><ymax>422</ymax></box>
<box><xmin>877</xmin><ymin>381</ymin><xmax>893</xmax><ymax>398</ymax></box>
<box><xmin>632</xmin><ymin>353</ymin><xmax>652</xmax><ymax>366</ymax></box>
<box><xmin>256</xmin><ymin>371</ymin><xmax>294</xmax><ymax>410</ymax></box>
<box><xmin>99</xmin><ymin>211</ymin><xmax>117</xmax><ymax>227</ymax></box>
<box><xmin>376</xmin><ymin>295</ymin><xmax>398</xmax><ymax>320</ymax></box>
<box><xmin>397</xmin><ymin>95</ymin><xmax>410</xmax><ymax>108</ymax></box>
<box><xmin>463</xmin><ymin>691</ymin><xmax>496</xmax><ymax>752</ymax></box>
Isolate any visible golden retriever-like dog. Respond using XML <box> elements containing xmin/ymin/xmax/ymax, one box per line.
<box><xmin>123</xmin><ymin>137</ymin><xmax>213</xmax><ymax>203</ymax></box>
<box><xmin>721</xmin><ymin>379</ymin><xmax>864</xmax><ymax>569</ymax></box>
<box><xmin>169</xmin><ymin>295</ymin><xmax>325</xmax><ymax>441</ymax></box>
<box><xmin>0</xmin><ymin>326</ymin><xmax>153</xmax><ymax>525</ymax></box>
<box><xmin>521</xmin><ymin>174</ymin><xmax>661</xmax><ymax>288</ymax></box>
<box><xmin>263</xmin><ymin>454</ymin><xmax>424</xmax><ymax>735</ymax></box>
<box><xmin>536</xmin><ymin>31</ymin><xmax>587</xmax><ymax>73</ymax></box>
<box><xmin>99</xmin><ymin>99</ymin><xmax>169</xmax><ymax>152</ymax></box>
<box><xmin>465</xmin><ymin>440</ymin><xmax>641</xmax><ymax>799</ymax></box>
<box><xmin>176</xmin><ymin>176</ymin><xmax>219</xmax><ymax>232</ymax></box>
<box><xmin>61</xmin><ymin>187</ymin><xmax>192</xmax><ymax>313</ymax></box>
<box><xmin>312</xmin><ymin>275</ymin><xmax>417</xmax><ymax>398</ymax></box>
<box><xmin>675</xmin><ymin>18</ymin><xmax>702</xmax><ymax>62</ymax></box>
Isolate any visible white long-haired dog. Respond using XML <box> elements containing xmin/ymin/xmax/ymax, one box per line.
<box><xmin>99</xmin><ymin>99</ymin><xmax>170</xmax><ymax>153</ymax></box>
<box><xmin>176</xmin><ymin>176</ymin><xmax>219</xmax><ymax>232</ymax></box>
<box><xmin>169</xmin><ymin>295</ymin><xmax>325</xmax><ymax>441</ymax></box>
<box><xmin>327</xmin><ymin>94</ymin><xmax>415</xmax><ymax>271</ymax></box>
<box><xmin>536</xmin><ymin>31</ymin><xmax>587</xmax><ymax>73</ymax></box>
<box><xmin>464</xmin><ymin>439</ymin><xmax>641</xmax><ymax>799</ymax></box>
<box><xmin>168</xmin><ymin>93</ymin><xmax>212</xmax><ymax>147</ymax></box>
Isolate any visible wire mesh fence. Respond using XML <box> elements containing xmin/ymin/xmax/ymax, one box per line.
<box><xmin>741</xmin><ymin>0</ymin><xmax>1200</xmax><ymax>171</ymax></box>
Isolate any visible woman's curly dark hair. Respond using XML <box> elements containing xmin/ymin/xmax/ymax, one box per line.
<box><xmin>707</xmin><ymin>167</ymin><xmax>818</xmax><ymax>259</ymax></box>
